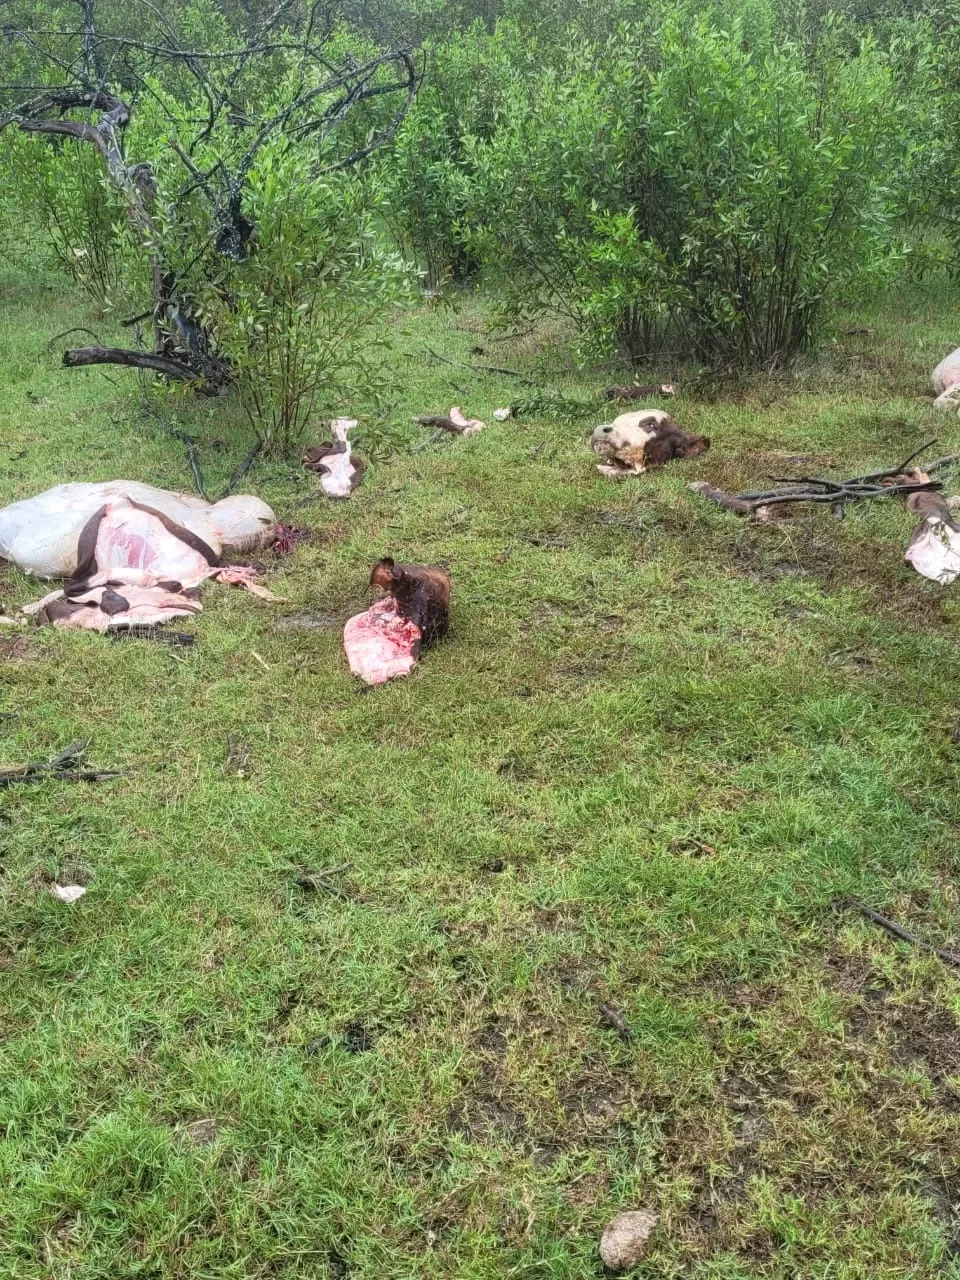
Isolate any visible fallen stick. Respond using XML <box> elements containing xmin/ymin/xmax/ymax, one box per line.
<box><xmin>167</xmin><ymin>429</ymin><xmax>208</xmax><ymax>500</ymax></box>
<box><xmin>839</xmin><ymin>898</ymin><xmax>960</xmax><ymax>968</ymax></box>
<box><xmin>689</xmin><ymin>442</ymin><xmax>946</xmax><ymax>516</ymax></box>
<box><xmin>409</xmin><ymin>429</ymin><xmax>446</xmax><ymax>453</ymax></box>
<box><xmin>295</xmin><ymin>862</ymin><xmax>354</xmax><ymax>900</ymax></box>
<box><xmin>412</xmin><ymin>415</ymin><xmax>472</xmax><ymax>433</ymax></box>
<box><xmin>598</xmin><ymin>1001</ymin><xmax>634</xmax><ymax>1044</ymax></box>
<box><xmin>423</xmin><ymin>345</ymin><xmax>538</xmax><ymax>386</ymax></box>
<box><xmin>688</xmin><ymin>482</ymin><xmax>754</xmax><ymax>515</ymax></box>
<box><xmin>218</xmin><ymin>439</ymin><xmax>262</xmax><ymax>500</ymax></box>
<box><xmin>925</xmin><ymin>453</ymin><xmax>960</xmax><ymax>476</ymax></box>
<box><xmin>0</xmin><ymin>739</ymin><xmax>124</xmax><ymax>788</ymax></box>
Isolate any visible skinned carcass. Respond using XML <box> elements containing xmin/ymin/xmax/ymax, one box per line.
<box><xmin>0</xmin><ymin>481</ymin><xmax>281</xmax><ymax>630</ymax></box>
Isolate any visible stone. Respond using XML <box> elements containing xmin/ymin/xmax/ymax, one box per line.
<box><xmin>599</xmin><ymin>1208</ymin><xmax>658</xmax><ymax>1271</ymax></box>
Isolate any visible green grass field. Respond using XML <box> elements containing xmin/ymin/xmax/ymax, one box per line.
<box><xmin>2</xmin><ymin>265</ymin><xmax>960</xmax><ymax>1279</ymax></box>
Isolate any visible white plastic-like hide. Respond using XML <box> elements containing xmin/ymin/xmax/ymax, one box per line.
<box><xmin>932</xmin><ymin>346</ymin><xmax>960</xmax><ymax>396</ymax></box>
<box><xmin>0</xmin><ymin>481</ymin><xmax>276</xmax><ymax>579</ymax></box>
<box><xmin>905</xmin><ymin>517</ymin><xmax>960</xmax><ymax>585</ymax></box>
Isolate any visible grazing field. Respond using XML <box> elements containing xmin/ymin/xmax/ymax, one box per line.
<box><xmin>2</xmin><ymin>266</ymin><xmax>960</xmax><ymax>1279</ymax></box>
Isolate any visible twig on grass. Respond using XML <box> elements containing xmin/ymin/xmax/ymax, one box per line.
<box><xmin>294</xmin><ymin>862</ymin><xmax>355</xmax><ymax>900</ymax></box>
<box><xmin>0</xmin><ymin>739</ymin><xmax>125</xmax><ymax>788</ymax></box>
<box><xmin>423</xmin><ymin>344</ymin><xmax>538</xmax><ymax>386</ymax></box>
<box><xmin>838</xmin><ymin>898</ymin><xmax>960</xmax><ymax>968</ymax></box>
<box><xmin>598</xmin><ymin>1001</ymin><xmax>634</xmax><ymax>1044</ymax></box>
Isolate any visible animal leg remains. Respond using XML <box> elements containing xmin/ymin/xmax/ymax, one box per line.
<box><xmin>301</xmin><ymin>418</ymin><xmax>366</xmax><ymax>498</ymax></box>
<box><xmin>343</xmin><ymin>558</ymin><xmax>451</xmax><ymax>685</ymax></box>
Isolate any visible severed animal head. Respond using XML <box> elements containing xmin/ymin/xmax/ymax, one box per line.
<box><xmin>370</xmin><ymin>557</ymin><xmax>451</xmax><ymax>645</ymax></box>
<box><xmin>590</xmin><ymin>410</ymin><xmax>709</xmax><ymax>476</ymax></box>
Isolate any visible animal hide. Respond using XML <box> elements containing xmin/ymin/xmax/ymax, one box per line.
<box><xmin>933</xmin><ymin>384</ymin><xmax>960</xmax><ymax>414</ymax></box>
<box><xmin>0</xmin><ymin>483</ymin><xmax>281</xmax><ymax>631</ymax></box>
<box><xmin>0</xmin><ymin>481</ymin><xmax>276</xmax><ymax>577</ymax></box>
<box><xmin>904</xmin><ymin>490</ymin><xmax>960</xmax><ymax>585</ymax></box>
<box><xmin>343</xmin><ymin>558</ymin><xmax>451</xmax><ymax>685</ymax></box>
<box><xmin>413</xmin><ymin>406</ymin><xmax>484</xmax><ymax>436</ymax></box>
<box><xmin>931</xmin><ymin>346</ymin><xmax>960</xmax><ymax>397</ymax></box>
<box><xmin>591</xmin><ymin>410</ymin><xmax>710</xmax><ymax>477</ymax></box>
<box><xmin>301</xmin><ymin>418</ymin><xmax>365</xmax><ymax>498</ymax></box>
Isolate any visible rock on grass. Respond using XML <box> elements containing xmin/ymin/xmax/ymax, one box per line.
<box><xmin>599</xmin><ymin>1208</ymin><xmax>658</xmax><ymax>1271</ymax></box>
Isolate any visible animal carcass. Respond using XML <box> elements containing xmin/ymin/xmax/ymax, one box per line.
<box><xmin>904</xmin><ymin>489</ymin><xmax>960</xmax><ymax>585</ymax></box>
<box><xmin>932</xmin><ymin>346</ymin><xmax>960</xmax><ymax>413</ymax></box>
<box><xmin>0</xmin><ymin>481</ymin><xmax>280</xmax><ymax>630</ymax></box>
<box><xmin>590</xmin><ymin>410</ymin><xmax>710</xmax><ymax>477</ymax></box>
<box><xmin>343</xmin><ymin>558</ymin><xmax>451</xmax><ymax>685</ymax></box>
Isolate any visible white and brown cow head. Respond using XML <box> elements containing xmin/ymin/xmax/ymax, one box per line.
<box><xmin>590</xmin><ymin>410</ymin><xmax>710</xmax><ymax>476</ymax></box>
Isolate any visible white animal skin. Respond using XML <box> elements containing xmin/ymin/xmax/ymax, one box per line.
<box><xmin>0</xmin><ymin>481</ymin><xmax>276</xmax><ymax>579</ymax></box>
<box><xmin>932</xmin><ymin>346</ymin><xmax>960</xmax><ymax>396</ymax></box>
<box><xmin>319</xmin><ymin>418</ymin><xmax>361</xmax><ymax>498</ymax></box>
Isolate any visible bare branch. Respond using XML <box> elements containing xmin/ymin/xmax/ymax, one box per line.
<box><xmin>63</xmin><ymin>345</ymin><xmax>228</xmax><ymax>393</ymax></box>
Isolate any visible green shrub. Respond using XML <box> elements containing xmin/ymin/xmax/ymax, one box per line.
<box><xmin>382</xmin><ymin>23</ymin><xmax>532</xmax><ymax>291</ymax></box>
<box><xmin>887</xmin><ymin>2</ymin><xmax>960</xmax><ymax>270</ymax></box>
<box><xmin>179</xmin><ymin>139</ymin><xmax>408</xmax><ymax>452</ymax></box>
<box><xmin>467</xmin><ymin>3</ymin><xmax>903</xmax><ymax>367</ymax></box>
<box><xmin>6</xmin><ymin>133</ymin><xmax>127</xmax><ymax>310</ymax></box>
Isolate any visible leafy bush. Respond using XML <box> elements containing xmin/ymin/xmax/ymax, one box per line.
<box><xmin>467</xmin><ymin>3</ymin><xmax>902</xmax><ymax>367</ymax></box>
<box><xmin>6</xmin><ymin>133</ymin><xmax>126</xmax><ymax>309</ymax></box>
<box><xmin>382</xmin><ymin>23</ymin><xmax>533</xmax><ymax>291</ymax></box>
<box><xmin>154</xmin><ymin>131</ymin><xmax>407</xmax><ymax>453</ymax></box>
<box><xmin>886</xmin><ymin>2</ymin><xmax>960</xmax><ymax>270</ymax></box>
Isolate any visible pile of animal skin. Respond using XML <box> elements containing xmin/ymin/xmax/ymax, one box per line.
<box><xmin>0</xmin><ymin>481</ymin><xmax>280</xmax><ymax>630</ymax></box>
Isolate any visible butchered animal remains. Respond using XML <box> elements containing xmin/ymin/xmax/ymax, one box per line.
<box><xmin>590</xmin><ymin>410</ymin><xmax>710</xmax><ymax>477</ymax></box>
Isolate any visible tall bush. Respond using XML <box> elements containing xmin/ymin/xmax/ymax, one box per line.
<box><xmin>188</xmin><ymin>142</ymin><xmax>407</xmax><ymax>451</ymax></box>
<box><xmin>382</xmin><ymin>23</ymin><xmax>535</xmax><ymax>291</ymax></box>
<box><xmin>6</xmin><ymin>133</ymin><xmax>126</xmax><ymax>308</ymax></box>
<box><xmin>468</xmin><ymin>4</ymin><xmax>902</xmax><ymax>367</ymax></box>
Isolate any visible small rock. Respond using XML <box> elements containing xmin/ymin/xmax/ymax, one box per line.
<box><xmin>493</xmin><ymin>407</ymin><xmax>513</xmax><ymax>421</ymax></box>
<box><xmin>599</xmin><ymin>1208</ymin><xmax>658</xmax><ymax>1271</ymax></box>
<box><xmin>50</xmin><ymin>884</ymin><xmax>86</xmax><ymax>904</ymax></box>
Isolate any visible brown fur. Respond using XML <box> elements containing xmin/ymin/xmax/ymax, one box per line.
<box><xmin>641</xmin><ymin>422</ymin><xmax>710</xmax><ymax>468</ymax></box>
<box><xmin>301</xmin><ymin>443</ymin><xmax>366</xmax><ymax>490</ymax></box>
<box><xmin>592</xmin><ymin>410</ymin><xmax>710</xmax><ymax>473</ymax></box>
<box><xmin>370</xmin><ymin>558</ymin><xmax>451</xmax><ymax>647</ymax></box>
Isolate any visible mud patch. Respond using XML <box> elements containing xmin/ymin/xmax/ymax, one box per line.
<box><xmin>0</xmin><ymin>635</ymin><xmax>37</xmax><ymax>662</ymax></box>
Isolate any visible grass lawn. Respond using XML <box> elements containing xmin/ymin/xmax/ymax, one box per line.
<box><xmin>2</xmin><ymin>264</ymin><xmax>960</xmax><ymax>1279</ymax></box>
